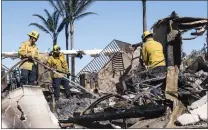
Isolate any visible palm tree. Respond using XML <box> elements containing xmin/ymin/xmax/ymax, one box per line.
<box><xmin>29</xmin><ymin>9</ymin><xmax>65</xmax><ymax>46</ymax></box>
<box><xmin>49</xmin><ymin>0</ymin><xmax>97</xmax><ymax>80</ymax></box>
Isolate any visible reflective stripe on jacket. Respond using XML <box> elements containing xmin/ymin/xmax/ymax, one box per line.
<box><xmin>18</xmin><ymin>41</ymin><xmax>39</xmax><ymax>70</ymax></box>
<box><xmin>47</xmin><ymin>53</ymin><xmax>69</xmax><ymax>78</ymax></box>
<box><xmin>142</xmin><ymin>38</ymin><xmax>166</xmax><ymax>68</ymax></box>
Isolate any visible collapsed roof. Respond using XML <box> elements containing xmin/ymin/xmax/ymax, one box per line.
<box><xmin>152</xmin><ymin>11</ymin><xmax>208</xmax><ymax>39</ymax></box>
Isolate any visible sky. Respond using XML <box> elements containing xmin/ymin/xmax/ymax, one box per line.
<box><xmin>2</xmin><ymin>0</ymin><xmax>208</xmax><ymax>74</ymax></box>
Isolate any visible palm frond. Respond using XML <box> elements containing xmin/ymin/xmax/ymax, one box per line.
<box><xmin>74</xmin><ymin>0</ymin><xmax>95</xmax><ymax>17</ymax></box>
<box><xmin>32</xmin><ymin>14</ymin><xmax>50</xmax><ymax>31</ymax></box>
<box><xmin>48</xmin><ymin>0</ymin><xmax>59</xmax><ymax>12</ymax></box>
<box><xmin>57</xmin><ymin>0</ymin><xmax>66</xmax><ymax>17</ymax></box>
<box><xmin>44</xmin><ymin>9</ymin><xmax>53</xmax><ymax>22</ymax></box>
<box><xmin>52</xmin><ymin>10</ymin><xmax>60</xmax><ymax>30</ymax></box>
<box><xmin>64</xmin><ymin>0</ymin><xmax>71</xmax><ymax>16</ymax></box>
<box><xmin>64</xmin><ymin>15</ymin><xmax>73</xmax><ymax>25</ymax></box>
<box><xmin>75</xmin><ymin>0</ymin><xmax>85</xmax><ymax>13</ymax></box>
<box><xmin>46</xmin><ymin>18</ymin><xmax>54</xmax><ymax>32</ymax></box>
<box><xmin>55</xmin><ymin>11</ymin><xmax>61</xmax><ymax>30</ymax></box>
<box><xmin>71</xmin><ymin>0</ymin><xmax>79</xmax><ymax>16</ymax></box>
<box><xmin>44</xmin><ymin>9</ymin><xmax>54</xmax><ymax>32</ymax></box>
<box><xmin>74</xmin><ymin>12</ymin><xmax>97</xmax><ymax>22</ymax></box>
<box><xmin>29</xmin><ymin>23</ymin><xmax>52</xmax><ymax>37</ymax></box>
<box><xmin>57</xmin><ymin>19</ymin><xmax>66</xmax><ymax>33</ymax></box>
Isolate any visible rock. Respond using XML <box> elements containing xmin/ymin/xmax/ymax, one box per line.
<box><xmin>177</xmin><ymin>113</ymin><xmax>200</xmax><ymax>125</ymax></box>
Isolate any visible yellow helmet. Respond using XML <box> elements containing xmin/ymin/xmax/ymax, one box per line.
<box><xmin>53</xmin><ymin>44</ymin><xmax>61</xmax><ymax>52</ymax></box>
<box><xmin>142</xmin><ymin>30</ymin><xmax>153</xmax><ymax>40</ymax></box>
<box><xmin>28</xmin><ymin>30</ymin><xmax>39</xmax><ymax>39</ymax></box>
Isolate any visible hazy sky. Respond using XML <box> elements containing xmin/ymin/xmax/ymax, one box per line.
<box><xmin>2</xmin><ymin>1</ymin><xmax>207</xmax><ymax>74</ymax></box>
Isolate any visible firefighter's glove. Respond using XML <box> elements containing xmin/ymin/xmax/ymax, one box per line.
<box><xmin>49</xmin><ymin>51</ymin><xmax>53</xmax><ymax>56</ymax></box>
<box><xmin>27</xmin><ymin>56</ymin><xmax>33</xmax><ymax>60</ymax></box>
<box><xmin>67</xmin><ymin>72</ymin><xmax>71</xmax><ymax>77</ymax></box>
<box><xmin>44</xmin><ymin>64</ymin><xmax>49</xmax><ymax>70</ymax></box>
<box><xmin>25</xmin><ymin>54</ymin><xmax>33</xmax><ymax>60</ymax></box>
<box><xmin>34</xmin><ymin>56</ymin><xmax>39</xmax><ymax>60</ymax></box>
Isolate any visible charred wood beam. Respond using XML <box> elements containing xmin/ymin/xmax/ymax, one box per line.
<box><xmin>59</xmin><ymin>104</ymin><xmax>166</xmax><ymax>124</ymax></box>
<box><xmin>172</xmin><ymin>17</ymin><xmax>208</xmax><ymax>23</ymax></box>
<box><xmin>178</xmin><ymin>23</ymin><xmax>207</xmax><ymax>30</ymax></box>
<box><xmin>178</xmin><ymin>89</ymin><xmax>208</xmax><ymax>95</ymax></box>
<box><xmin>139</xmin><ymin>76</ymin><xmax>166</xmax><ymax>84</ymax></box>
<box><xmin>182</xmin><ymin>36</ymin><xmax>198</xmax><ymax>40</ymax></box>
<box><xmin>165</xmin><ymin>13</ymin><xmax>182</xmax><ymax>128</ymax></box>
<box><xmin>180</xmin><ymin>20</ymin><xmax>208</xmax><ymax>26</ymax></box>
<box><xmin>207</xmin><ymin>25</ymin><xmax>208</xmax><ymax>58</ymax></box>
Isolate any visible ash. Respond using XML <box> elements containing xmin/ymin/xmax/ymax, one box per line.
<box><xmin>55</xmin><ymin>95</ymin><xmax>96</xmax><ymax>119</ymax></box>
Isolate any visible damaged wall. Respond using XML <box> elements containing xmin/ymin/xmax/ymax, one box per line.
<box><xmin>97</xmin><ymin>52</ymin><xmax>132</xmax><ymax>93</ymax></box>
<box><xmin>1</xmin><ymin>86</ymin><xmax>60</xmax><ymax>128</ymax></box>
<box><xmin>96</xmin><ymin>47</ymin><xmax>141</xmax><ymax>93</ymax></box>
<box><xmin>152</xmin><ymin>17</ymin><xmax>182</xmax><ymax>67</ymax></box>
<box><xmin>77</xmin><ymin>40</ymin><xmax>141</xmax><ymax>94</ymax></box>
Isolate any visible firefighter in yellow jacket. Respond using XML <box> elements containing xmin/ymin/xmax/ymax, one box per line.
<box><xmin>132</xmin><ymin>31</ymin><xmax>166</xmax><ymax>77</ymax></box>
<box><xmin>18</xmin><ymin>31</ymin><xmax>40</xmax><ymax>86</ymax></box>
<box><xmin>47</xmin><ymin>44</ymin><xmax>70</xmax><ymax>100</ymax></box>
<box><xmin>141</xmin><ymin>31</ymin><xmax>165</xmax><ymax>68</ymax></box>
<box><xmin>131</xmin><ymin>31</ymin><xmax>166</xmax><ymax>96</ymax></box>
<box><xmin>141</xmin><ymin>30</ymin><xmax>166</xmax><ymax>78</ymax></box>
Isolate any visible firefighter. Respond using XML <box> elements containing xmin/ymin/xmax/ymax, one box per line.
<box><xmin>18</xmin><ymin>30</ymin><xmax>40</xmax><ymax>86</ymax></box>
<box><xmin>47</xmin><ymin>44</ymin><xmax>70</xmax><ymax>100</ymax></box>
<box><xmin>141</xmin><ymin>30</ymin><xmax>166</xmax><ymax>78</ymax></box>
<box><xmin>131</xmin><ymin>31</ymin><xmax>167</xmax><ymax>97</ymax></box>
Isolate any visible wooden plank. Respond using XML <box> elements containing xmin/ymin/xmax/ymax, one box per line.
<box><xmin>165</xmin><ymin>66</ymin><xmax>179</xmax><ymax>101</ymax></box>
<box><xmin>165</xmin><ymin>101</ymin><xmax>185</xmax><ymax>128</ymax></box>
<box><xmin>165</xmin><ymin>66</ymin><xmax>185</xmax><ymax>128</ymax></box>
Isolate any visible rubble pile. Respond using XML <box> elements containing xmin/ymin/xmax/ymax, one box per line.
<box><xmin>1</xmin><ymin>12</ymin><xmax>208</xmax><ymax>129</ymax></box>
<box><xmin>2</xmin><ymin>46</ymin><xmax>207</xmax><ymax>129</ymax></box>
<box><xmin>55</xmin><ymin>47</ymin><xmax>208</xmax><ymax>128</ymax></box>
<box><xmin>55</xmin><ymin>96</ymin><xmax>96</xmax><ymax>119</ymax></box>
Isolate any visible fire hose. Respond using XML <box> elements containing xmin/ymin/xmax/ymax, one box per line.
<box><xmin>32</xmin><ymin>58</ymin><xmax>99</xmax><ymax>98</ymax></box>
<box><xmin>1</xmin><ymin>58</ymin><xmax>99</xmax><ymax>98</ymax></box>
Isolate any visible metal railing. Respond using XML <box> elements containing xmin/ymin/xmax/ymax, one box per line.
<box><xmin>75</xmin><ymin>39</ymin><xmax>131</xmax><ymax>83</ymax></box>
